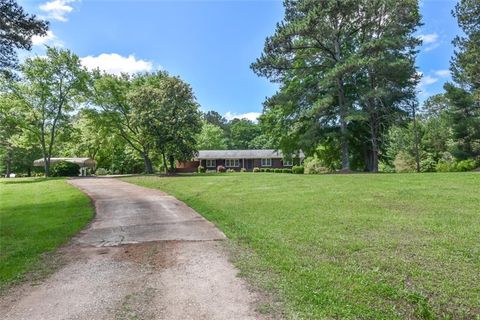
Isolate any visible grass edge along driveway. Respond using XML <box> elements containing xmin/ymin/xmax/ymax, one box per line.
<box><xmin>0</xmin><ymin>178</ymin><xmax>93</xmax><ymax>288</ymax></box>
<box><xmin>123</xmin><ymin>173</ymin><xmax>480</xmax><ymax>320</ymax></box>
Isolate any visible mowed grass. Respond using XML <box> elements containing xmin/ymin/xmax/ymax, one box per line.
<box><xmin>0</xmin><ymin>178</ymin><xmax>93</xmax><ymax>287</ymax></box>
<box><xmin>123</xmin><ymin>173</ymin><xmax>480</xmax><ymax>319</ymax></box>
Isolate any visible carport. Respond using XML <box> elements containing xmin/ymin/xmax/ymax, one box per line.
<box><xmin>33</xmin><ymin>158</ymin><xmax>96</xmax><ymax>176</ymax></box>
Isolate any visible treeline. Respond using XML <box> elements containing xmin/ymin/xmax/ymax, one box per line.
<box><xmin>252</xmin><ymin>0</ymin><xmax>479</xmax><ymax>173</ymax></box>
<box><xmin>0</xmin><ymin>48</ymin><xmax>204</xmax><ymax>176</ymax></box>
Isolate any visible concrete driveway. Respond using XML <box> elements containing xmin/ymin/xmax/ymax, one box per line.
<box><xmin>1</xmin><ymin>178</ymin><xmax>265</xmax><ymax>320</ymax></box>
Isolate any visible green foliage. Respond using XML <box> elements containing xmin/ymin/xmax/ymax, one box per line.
<box><xmin>456</xmin><ymin>159</ymin><xmax>477</xmax><ymax>172</ymax></box>
<box><xmin>217</xmin><ymin>165</ymin><xmax>226</xmax><ymax>173</ymax></box>
<box><xmin>274</xmin><ymin>168</ymin><xmax>282</xmax><ymax>173</ymax></box>
<box><xmin>281</xmin><ymin>168</ymin><xmax>292</xmax><ymax>173</ymax></box>
<box><xmin>197</xmin><ymin>165</ymin><xmax>206</xmax><ymax>173</ymax></box>
<box><xmin>240</xmin><ymin>167</ymin><xmax>247</xmax><ymax>172</ymax></box>
<box><xmin>420</xmin><ymin>154</ymin><xmax>437</xmax><ymax>173</ymax></box>
<box><xmin>197</xmin><ymin>122</ymin><xmax>228</xmax><ymax>150</ymax></box>
<box><xmin>252</xmin><ymin>0</ymin><xmax>421</xmax><ymax>171</ymax></box>
<box><xmin>0</xmin><ymin>0</ymin><xmax>48</xmax><ymax>73</ymax></box>
<box><xmin>50</xmin><ymin>161</ymin><xmax>80</xmax><ymax>177</ymax></box>
<box><xmin>265</xmin><ymin>168</ymin><xmax>272</xmax><ymax>173</ymax></box>
<box><xmin>304</xmin><ymin>157</ymin><xmax>328</xmax><ymax>174</ymax></box>
<box><xmin>95</xmin><ymin>168</ymin><xmax>109</xmax><ymax>176</ymax></box>
<box><xmin>5</xmin><ymin>47</ymin><xmax>89</xmax><ymax>176</ymax></box>
<box><xmin>393</xmin><ymin>151</ymin><xmax>416</xmax><ymax>173</ymax></box>
<box><xmin>253</xmin><ymin>167</ymin><xmax>260</xmax><ymax>173</ymax></box>
<box><xmin>229</xmin><ymin>118</ymin><xmax>262</xmax><ymax>149</ymax></box>
<box><xmin>292</xmin><ymin>165</ymin><xmax>304</xmax><ymax>174</ymax></box>
<box><xmin>226</xmin><ymin>168</ymin><xmax>235</xmax><ymax>173</ymax></box>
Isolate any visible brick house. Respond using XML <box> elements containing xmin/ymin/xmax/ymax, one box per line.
<box><xmin>176</xmin><ymin>149</ymin><xmax>304</xmax><ymax>172</ymax></box>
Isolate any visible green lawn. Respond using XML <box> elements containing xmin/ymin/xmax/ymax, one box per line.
<box><xmin>123</xmin><ymin>173</ymin><xmax>480</xmax><ymax>319</ymax></box>
<box><xmin>0</xmin><ymin>178</ymin><xmax>93</xmax><ymax>287</ymax></box>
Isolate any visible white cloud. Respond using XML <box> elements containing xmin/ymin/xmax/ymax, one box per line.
<box><xmin>80</xmin><ymin>53</ymin><xmax>154</xmax><ymax>75</ymax></box>
<box><xmin>418</xmin><ymin>33</ymin><xmax>439</xmax><ymax>44</ymax></box>
<box><xmin>224</xmin><ymin>112</ymin><xmax>262</xmax><ymax>122</ymax></box>
<box><xmin>39</xmin><ymin>0</ymin><xmax>76</xmax><ymax>22</ymax></box>
<box><xmin>419</xmin><ymin>75</ymin><xmax>438</xmax><ymax>87</ymax></box>
<box><xmin>418</xmin><ymin>33</ymin><xmax>441</xmax><ymax>52</ymax></box>
<box><xmin>434</xmin><ymin>69</ymin><xmax>450</xmax><ymax>77</ymax></box>
<box><xmin>31</xmin><ymin>30</ymin><xmax>62</xmax><ymax>47</ymax></box>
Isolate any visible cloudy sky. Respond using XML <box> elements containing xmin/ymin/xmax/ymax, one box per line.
<box><xmin>20</xmin><ymin>0</ymin><xmax>460</xmax><ymax>121</ymax></box>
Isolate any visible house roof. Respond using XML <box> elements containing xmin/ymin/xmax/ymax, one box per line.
<box><xmin>195</xmin><ymin>149</ymin><xmax>305</xmax><ymax>160</ymax></box>
<box><xmin>33</xmin><ymin>157</ymin><xmax>96</xmax><ymax>168</ymax></box>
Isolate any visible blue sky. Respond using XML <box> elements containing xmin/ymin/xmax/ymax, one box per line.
<box><xmin>20</xmin><ymin>0</ymin><xmax>461</xmax><ymax>120</ymax></box>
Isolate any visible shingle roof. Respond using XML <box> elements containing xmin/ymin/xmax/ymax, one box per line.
<box><xmin>195</xmin><ymin>149</ymin><xmax>304</xmax><ymax>160</ymax></box>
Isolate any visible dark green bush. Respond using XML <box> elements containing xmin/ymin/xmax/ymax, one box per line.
<box><xmin>253</xmin><ymin>167</ymin><xmax>261</xmax><ymax>173</ymax></box>
<box><xmin>51</xmin><ymin>161</ymin><xmax>80</xmax><ymax>177</ymax></box>
<box><xmin>260</xmin><ymin>168</ymin><xmax>266</xmax><ymax>172</ymax></box>
<box><xmin>274</xmin><ymin>168</ymin><xmax>282</xmax><ymax>173</ymax></box>
<box><xmin>197</xmin><ymin>165</ymin><xmax>206</xmax><ymax>173</ymax></box>
<box><xmin>282</xmin><ymin>168</ymin><xmax>292</xmax><ymax>173</ymax></box>
<box><xmin>265</xmin><ymin>168</ymin><xmax>272</xmax><ymax>173</ymax></box>
<box><xmin>292</xmin><ymin>165</ymin><xmax>304</xmax><ymax>174</ymax></box>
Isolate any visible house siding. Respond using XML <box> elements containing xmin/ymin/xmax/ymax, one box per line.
<box><xmin>176</xmin><ymin>151</ymin><xmax>304</xmax><ymax>173</ymax></box>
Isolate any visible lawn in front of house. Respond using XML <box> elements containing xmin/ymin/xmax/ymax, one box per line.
<box><xmin>0</xmin><ymin>178</ymin><xmax>93</xmax><ymax>287</ymax></box>
<box><xmin>123</xmin><ymin>173</ymin><xmax>480</xmax><ymax>319</ymax></box>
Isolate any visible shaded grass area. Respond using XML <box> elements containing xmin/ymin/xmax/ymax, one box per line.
<box><xmin>123</xmin><ymin>173</ymin><xmax>480</xmax><ymax>319</ymax></box>
<box><xmin>0</xmin><ymin>178</ymin><xmax>93</xmax><ymax>287</ymax></box>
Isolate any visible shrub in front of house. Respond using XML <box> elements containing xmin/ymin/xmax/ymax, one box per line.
<box><xmin>292</xmin><ymin>165</ymin><xmax>304</xmax><ymax>174</ymax></box>
<box><xmin>274</xmin><ymin>168</ymin><xmax>282</xmax><ymax>173</ymax></box>
<box><xmin>51</xmin><ymin>161</ymin><xmax>80</xmax><ymax>177</ymax></box>
<box><xmin>304</xmin><ymin>157</ymin><xmax>328</xmax><ymax>174</ymax></box>
<box><xmin>253</xmin><ymin>167</ymin><xmax>260</xmax><ymax>173</ymax></box>
<box><xmin>226</xmin><ymin>168</ymin><xmax>235</xmax><ymax>173</ymax></box>
<box><xmin>265</xmin><ymin>168</ymin><xmax>272</xmax><ymax>173</ymax></box>
<box><xmin>282</xmin><ymin>168</ymin><xmax>292</xmax><ymax>173</ymax></box>
<box><xmin>240</xmin><ymin>168</ymin><xmax>247</xmax><ymax>172</ymax></box>
<box><xmin>217</xmin><ymin>165</ymin><xmax>226</xmax><ymax>173</ymax></box>
<box><xmin>197</xmin><ymin>165</ymin><xmax>206</xmax><ymax>173</ymax></box>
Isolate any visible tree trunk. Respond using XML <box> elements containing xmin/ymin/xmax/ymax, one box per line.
<box><xmin>412</xmin><ymin>102</ymin><xmax>420</xmax><ymax>173</ymax></box>
<box><xmin>161</xmin><ymin>152</ymin><xmax>169</xmax><ymax>174</ymax></box>
<box><xmin>369</xmin><ymin>117</ymin><xmax>379</xmax><ymax>173</ymax></box>
<box><xmin>337</xmin><ymin>77</ymin><xmax>350</xmax><ymax>171</ymax></box>
<box><xmin>142</xmin><ymin>153</ymin><xmax>153</xmax><ymax>174</ymax></box>
<box><xmin>44</xmin><ymin>158</ymin><xmax>50</xmax><ymax>177</ymax></box>
<box><xmin>5</xmin><ymin>148</ymin><xmax>12</xmax><ymax>178</ymax></box>
<box><xmin>168</xmin><ymin>155</ymin><xmax>175</xmax><ymax>174</ymax></box>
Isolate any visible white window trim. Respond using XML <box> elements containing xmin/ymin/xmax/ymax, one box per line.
<box><xmin>225</xmin><ymin>159</ymin><xmax>240</xmax><ymax>167</ymax></box>
<box><xmin>206</xmin><ymin>159</ymin><xmax>216</xmax><ymax>168</ymax></box>
<box><xmin>261</xmin><ymin>158</ymin><xmax>272</xmax><ymax>167</ymax></box>
<box><xmin>283</xmin><ymin>160</ymin><xmax>293</xmax><ymax>166</ymax></box>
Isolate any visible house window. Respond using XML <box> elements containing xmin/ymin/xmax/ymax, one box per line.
<box><xmin>206</xmin><ymin>160</ymin><xmax>216</xmax><ymax>168</ymax></box>
<box><xmin>225</xmin><ymin>159</ymin><xmax>239</xmax><ymax>167</ymax></box>
<box><xmin>261</xmin><ymin>158</ymin><xmax>272</xmax><ymax>167</ymax></box>
<box><xmin>283</xmin><ymin>160</ymin><xmax>293</xmax><ymax>166</ymax></box>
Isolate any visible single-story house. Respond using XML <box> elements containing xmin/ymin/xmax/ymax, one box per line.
<box><xmin>33</xmin><ymin>157</ymin><xmax>96</xmax><ymax>176</ymax></box>
<box><xmin>177</xmin><ymin>149</ymin><xmax>305</xmax><ymax>172</ymax></box>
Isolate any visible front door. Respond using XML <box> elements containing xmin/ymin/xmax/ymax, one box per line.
<box><xmin>246</xmin><ymin>159</ymin><xmax>253</xmax><ymax>170</ymax></box>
